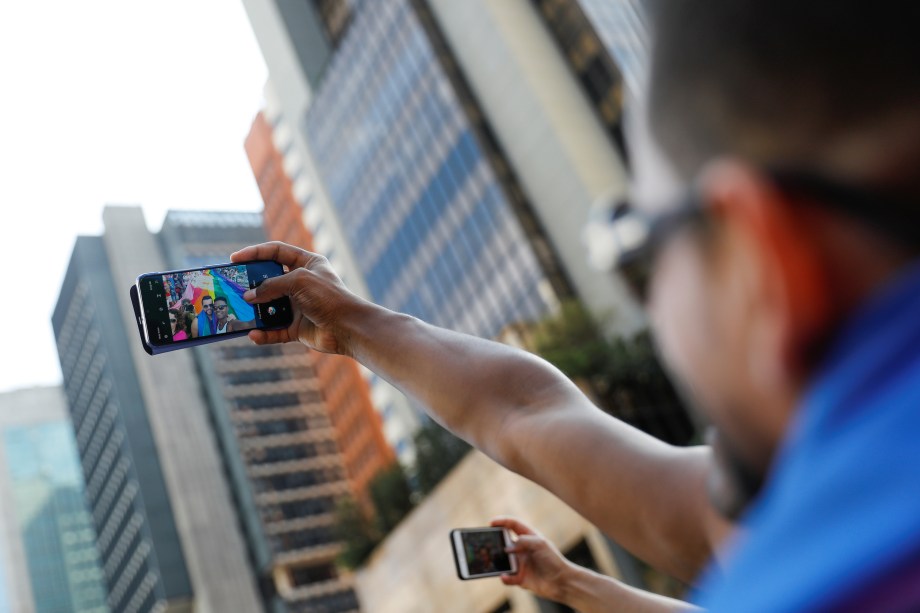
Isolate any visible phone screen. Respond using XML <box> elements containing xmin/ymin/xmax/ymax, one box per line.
<box><xmin>138</xmin><ymin>261</ymin><xmax>291</xmax><ymax>347</ymax></box>
<box><xmin>454</xmin><ymin>528</ymin><xmax>514</xmax><ymax>578</ymax></box>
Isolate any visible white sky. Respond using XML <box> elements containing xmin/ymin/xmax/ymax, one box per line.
<box><xmin>0</xmin><ymin>1</ymin><xmax>269</xmax><ymax>394</ymax></box>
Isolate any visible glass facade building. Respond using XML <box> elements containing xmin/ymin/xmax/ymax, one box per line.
<box><xmin>2</xmin><ymin>420</ymin><xmax>109</xmax><ymax>613</ymax></box>
<box><xmin>530</xmin><ymin>0</ymin><xmax>650</xmax><ymax>158</ymax></box>
<box><xmin>305</xmin><ymin>0</ymin><xmax>556</xmax><ymax>340</ymax></box>
<box><xmin>575</xmin><ymin>0</ymin><xmax>650</xmax><ymax>96</ymax></box>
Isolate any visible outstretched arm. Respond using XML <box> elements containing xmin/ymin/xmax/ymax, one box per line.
<box><xmin>232</xmin><ymin>242</ymin><xmax>732</xmax><ymax>582</ymax></box>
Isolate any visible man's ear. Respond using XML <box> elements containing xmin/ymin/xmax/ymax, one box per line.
<box><xmin>699</xmin><ymin>160</ymin><xmax>834</xmax><ymax>377</ymax></box>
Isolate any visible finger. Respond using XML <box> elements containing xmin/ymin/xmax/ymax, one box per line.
<box><xmin>248</xmin><ymin>328</ymin><xmax>294</xmax><ymax>345</ymax></box>
<box><xmin>501</xmin><ymin>574</ymin><xmax>524</xmax><ymax>586</ymax></box>
<box><xmin>243</xmin><ymin>270</ymin><xmax>304</xmax><ymax>304</ymax></box>
<box><xmin>490</xmin><ymin>517</ymin><xmax>536</xmax><ymax>537</ymax></box>
<box><xmin>231</xmin><ymin>241</ymin><xmax>316</xmax><ymax>270</ymax></box>
<box><xmin>505</xmin><ymin>535</ymin><xmax>544</xmax><ymax>554</ymax></box>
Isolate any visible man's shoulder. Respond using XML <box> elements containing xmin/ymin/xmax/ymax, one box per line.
<box><xmin>697</xmin><ymin>374</ymin><xmax>920</xmax><ymax>612</ymax></box>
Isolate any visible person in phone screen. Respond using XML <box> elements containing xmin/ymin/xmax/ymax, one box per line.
<box><xmin>169</xmin><ymin>308</ymin><xmax>188</xmax><ymax>341</ymax></box>
<box><xmin>213</xmin><ymin>296</ymin><xmax>255</xmax><ymax>334</ymax></box>
<box><xmin>468</xmin><ymin>545</ymin><xmax>497</xmax><ymax>575</ymax></box>
<box><xmin>192</xmin><ymin>295</ymin><xmax>217</xmax><ymax>338</ymax></box>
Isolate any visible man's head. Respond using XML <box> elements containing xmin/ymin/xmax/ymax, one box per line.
<box><xmin>631</xmin><ymin>0</ymin><xmax>920</xmax><ymax>517</ymax></box>
<box><xmin>201</xmin><ymin>295</ymin><xmax>214</xmax><ymax>314</ymax></box>
<box><xmin>214</xmin><ymin>296</ymin><xmax>229</xmax><ymax>322</ymax></box>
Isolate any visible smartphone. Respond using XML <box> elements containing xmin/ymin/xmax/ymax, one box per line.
<box><xmin>131</xmin><ymin>260</ymin><xmax>293</xmax><ymax>355</ymax></box>
<box><xmin>450</xmin><ymin>527</ymin><xmax>518</xmax><ymax>580</ymax></box>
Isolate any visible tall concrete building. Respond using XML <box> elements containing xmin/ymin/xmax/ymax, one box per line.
<box><xmin>55</xmin><ymin>206</ymin><xmax>393</xmax><ymax>613</ymax></box>
<box><xmin>53</xmin><ymin>214</ymin><xmax>265</xmax><ymax>613</ymax></box>
<box><xmin>0</xmin><ymin>386</ymin><xmax>109</xmax><ymax>613</ymax></box>
<box><xmin>158</xmin><ymin>210</ymin><xmax>391</xmax><ymax>612</ymax></box>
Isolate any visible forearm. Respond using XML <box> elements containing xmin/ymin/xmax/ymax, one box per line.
<box><xmin>558</xmin><ymin>565</ymin><xmax>701</xmax><ymax>613</ymax></box>
<box><xmin>339</xmin><ymin>300</ymin><xmax>574</xmax><ymax>457</ymax></box>
<box><xmin>338</xmin><ymin>301</ymin><xmax>728</xmax><ymax>581</ymax></box>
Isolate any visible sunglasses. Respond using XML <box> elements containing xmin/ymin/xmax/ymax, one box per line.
<box><xmin>214</xmin><ymin>305</ymin><xmax>228</xmax><ymax>311</ymax></box>
<box><xmin>169</xmin><ymin>317</ymin><xmax>177</xmax><ymax>323</ymax></box>
<box><xmin>606</xmin><ymin>169</ymin><xmax>917</xmax><ymax>302</ymax></box>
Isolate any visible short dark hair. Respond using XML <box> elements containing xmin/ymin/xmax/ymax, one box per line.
<box><xmin>647</xmin><ymin>0</ymin><xmax>920</xmax><ymax>192</ymax></box>
<box><xmin>214</xmin><ymin>295</ymin><xmax>228</xmax><ymax>305</ymax></box>
<box><xmin>202</xmin><ymin>295</ymin><xmax>213</xmax><ymax>303</ymax></box>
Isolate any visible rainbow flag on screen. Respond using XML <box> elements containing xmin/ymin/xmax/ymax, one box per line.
<box><xmin>213</xmin><ymin>271</ymin><xmax>255</xmax><ymax>322</ymax></box>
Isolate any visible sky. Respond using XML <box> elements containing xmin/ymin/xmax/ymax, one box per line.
<box><xmin>0</xmin><ymin>1</ymin><xmax>269</xmax><ymax>393</ymax></box>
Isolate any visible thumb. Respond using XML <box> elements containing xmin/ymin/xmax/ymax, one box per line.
<box><xmin>244</xmin><ymin>270</ymin><xmax>301</xmax><ymax>304</ymax></box>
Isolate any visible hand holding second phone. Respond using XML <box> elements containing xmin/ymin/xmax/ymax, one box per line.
<box><xmin>491</xmin><ymin>517</ymin><xmax>574</xmax><ymax>603</ymax></box>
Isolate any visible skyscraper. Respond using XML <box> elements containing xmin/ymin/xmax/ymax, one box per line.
<box><xmin>245</xmin><ymin>82</ymin><xmax>421</xmax><ymax>468</ymax></box>
<box><xmin>53</xmin><ymin>213</ymin><xmax>264</xmax><ymax>613</ymax></box>
<box><xmin>242</xmin><ymin>0</ymin><xmax>700</xmax><ymax>443</ymax></box>
<box><xmin>302</xmin><ymin>0</ymin><xmax>565</xmax><ymax>339</ymax></box>
<box><xmin>158</xmin><ymin>209</ymin><xmax>385</xmax><ymax>612</ymax></box>
<box><xmin>0</xmin><ymin>386</ymin><xmax>109</xmax><ymax>613</ymax></box>
<box><xmin>242</xmin><ymin>0</ymin><xmax>644</xmax><ymax>349</ymax></box>
<box><xmin>246</xmin><ymin>106</ymin><xmax>416</xmax><ymax>468</ymax></box>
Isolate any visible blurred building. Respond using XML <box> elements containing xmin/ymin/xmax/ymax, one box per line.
<box><xmin>53</xmin><ymin>211</ymin><xmax>266</xmax><ymax>613</ymax></box>
<box><xmin>54</xmin><ymin>206</ymin><xmax>397</xmax><ymax>612</ymax></box>
<box><xmin>0</xmin><ymin>386</ymin><xmax>109</xmax><ymax>613</ymax></box>
<box><xmin>159</xmin><ymin>210</ymin><xmax>394</xmax><ymax>612</ymax></box>
<box><xmin>244</xmin><ymin>87</ymin><xmax>421</xmax><ymax>468</ymax></box>
<box><xmin>528</xmin><ymin>0</ymin><xmax>649</xmax><ymax>155</ymax></box>
<box><xmin>241</xmin><ymin>0</ymin><xmax>647</xmax><ymax>345</ymax></box>
<box><xmin>53</xmin><ymin>235</ymin><xmax>203</xmax><ymax>613</ymax></box>
<box><xmin>244</xmin><ymin>113</ymin><xmax>403</xmax><ymax>488</ymax></box>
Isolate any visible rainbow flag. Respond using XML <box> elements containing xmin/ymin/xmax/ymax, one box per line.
<box><xmin>213</xmin><ymin>271</ymin><xmax>255</xmax><ymax>322</ymax></box>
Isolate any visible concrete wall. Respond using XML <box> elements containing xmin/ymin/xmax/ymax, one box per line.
<box><xmin>355</xmin><ymin>451</ymin><xmax>620</xmax><ymax>613</ymax></box>
<box><xmin>426</xmin><ymin>0</ymin><xmax>645</xmax><ymax>335</ymax></box>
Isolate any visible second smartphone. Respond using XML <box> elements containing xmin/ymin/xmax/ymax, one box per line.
<box><xmin>450</xmin><ymin>527</ymin><xmax>518</xmax><ymax>580</ymax></box>
<box><xmin>134</xmin><ymin>260</ymin><xmax>293</xmax><ymax>355</ymax></box>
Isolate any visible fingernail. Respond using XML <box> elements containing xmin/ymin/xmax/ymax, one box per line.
<box><xmin>243</xmin><ymin>290</ymin><xmax>255</xmax><ymax>301</ymax></box>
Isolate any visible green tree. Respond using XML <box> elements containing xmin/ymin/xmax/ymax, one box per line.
<box><xmin>412</xmin><ymin>419</ymin><xmax>471</xmax><ymax>495</ymax></box>
<box><xmin>369</xmin><ymin>462</ymin><xmax>415</xmax><ymax>534</ymax></box>
<box><xmin>335</xmin><ymin>461</ymin><xmax>418</xmax><ymax>570</ymax></box>
<box><xmin>334</xmin><ymin>497</ymin><xmax>380</xmax><ymax>570</ymax></box>
<box><xmin>533</xmin><ymin>300</ymin><xmax>697</xmax><ymax>446</ymax></box>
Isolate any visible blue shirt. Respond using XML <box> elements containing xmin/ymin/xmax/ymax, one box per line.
<box><xmin>695</xmin><ymin>262</ymin><xmax>920</xmax><ymax>612</ymax></box>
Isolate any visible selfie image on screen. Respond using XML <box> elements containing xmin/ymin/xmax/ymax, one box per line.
<box><xmin>463</xmin><ymin>530</ymin><xmax>512</xmax><ymax>576</ymax></box>
<box><xmin>161</xmin><ymin>265</ymin><xmax>257</xmax><ymax>342</ymax></box>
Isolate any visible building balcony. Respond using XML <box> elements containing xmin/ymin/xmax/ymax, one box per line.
<box><xmin>255</xmin><ymin>480</ymin><xmax>349</xmax><ymax>505</ymax></box>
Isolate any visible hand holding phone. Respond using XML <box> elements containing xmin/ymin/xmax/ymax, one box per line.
<box><xmin>130</xmin><ymin>260</ymin><xmax>293</xmax><ymax>355</ymax></box>
<box><xmin>450</xmin><ymin>527</ymin><xmax>518</xmax><ymax>580</ymax></box>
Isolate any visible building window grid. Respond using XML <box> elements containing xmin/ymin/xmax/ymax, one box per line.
<box><xmin>84</xmin><ymin>425</ymin><xmax>124</xmax><ymax>501</ymax></box>
<box><xmin>97</xmin><ymin>478</ymin><xmax>137</xmax><ymax>555</ymax></box>
<box><xmin>576</xmin><ymin>0</ymin><xmax>649</xmax><ymax>94</ymax></box>
<box><xmin>317</xmin><ymin>0</ymin><xmax>552</xmax><ymax>340</ymax></box>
